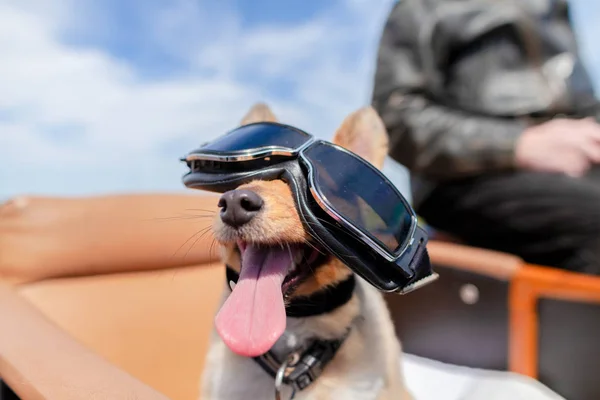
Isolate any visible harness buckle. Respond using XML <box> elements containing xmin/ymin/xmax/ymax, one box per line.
<box><xmin>274</xmin><ymin>352</ymin><xmax>300</xmax><ymax>400</ymax></box>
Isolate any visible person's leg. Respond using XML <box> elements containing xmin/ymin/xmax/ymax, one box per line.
<box><xmin>419</xmin><ymin>171</ymin><xmax>600</xmax><ymax>274</ymax></box>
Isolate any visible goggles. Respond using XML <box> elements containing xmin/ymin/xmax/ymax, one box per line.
<box><xmin>181</xmin><ymin>122</ymin><xmax>437</xmax><ymax>294</ymax></box>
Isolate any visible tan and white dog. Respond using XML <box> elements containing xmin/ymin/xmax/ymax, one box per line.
<box><xmin>200</xmin><ymin>104</ymin><xmax>414</xmax><ymax>400</ymax></box>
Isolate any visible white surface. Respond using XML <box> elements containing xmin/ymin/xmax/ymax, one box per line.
<box><xmin>402</xmin><ymin>354</ymin><xmax>566</xmax><ymax>400</ymax></box>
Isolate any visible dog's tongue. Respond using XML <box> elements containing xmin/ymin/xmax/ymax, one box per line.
<box><xmin>215</xmin><ymin>244</ymin><xmax>292</xmax><ymax>357</ymax></box>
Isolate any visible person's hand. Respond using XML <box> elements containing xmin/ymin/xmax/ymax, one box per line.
<box><xmin>515</xmin><ymin>117</ymin><xmax>600</xmax><ymax>177</ymax></box>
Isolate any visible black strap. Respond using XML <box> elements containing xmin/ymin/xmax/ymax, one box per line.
<box><xmin>253</xmin><ymin>330</ymin><xmax>351</xmax><ymax>393</ymax></box>
<box><xmin>225</xmin><ymin>266</ymin><xmax>356</xmax><ymax>318</ymax></box>
<box><xmin>399</xmin><ymin>246</ymin><xmax>438</xmax><ymax>295</ymax></box>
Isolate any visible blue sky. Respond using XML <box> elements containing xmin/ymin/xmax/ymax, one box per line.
<box><xmin>2</xmin><ymin>0</ymin><xmax>600</xmax><ymax>200</ymax></box>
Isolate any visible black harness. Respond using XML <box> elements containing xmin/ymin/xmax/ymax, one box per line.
<box><xmin>225</xmin><ymin>266</ymin><xmax>356</xmax><ymax>393</ymax></box>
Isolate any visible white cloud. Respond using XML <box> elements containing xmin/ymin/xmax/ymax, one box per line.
<box><xmin>0</xmin><ymin>0</ymin><xmax>406</xmax><ymax>198</ymax></box>
<box><xmin>4</xmin><ymin>0</ymin><xmax>600</xmax><ymax>201</ymax></box>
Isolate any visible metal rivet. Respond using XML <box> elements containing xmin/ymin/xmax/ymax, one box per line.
<box><xmin>459</xmin><ymin>283</ymin><xmax>479</xmax><ymax>305</ymax></box>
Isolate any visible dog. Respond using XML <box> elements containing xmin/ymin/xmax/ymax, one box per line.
<box><xmin>200</xmin><ymin>103</ymin><xmax>414</xmax><ymax>400</ymax></box>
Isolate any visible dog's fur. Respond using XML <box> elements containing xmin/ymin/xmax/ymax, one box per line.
<box><xmin>200</xmin><ymin>104</ymin><xmax>413</xmax><ymax>400</ymax></box>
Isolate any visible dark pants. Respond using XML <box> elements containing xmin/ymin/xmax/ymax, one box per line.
<box><xmin>419</xmin><ymin>169</ymin><xmax>600</xmax><ymax>275</ymax></box>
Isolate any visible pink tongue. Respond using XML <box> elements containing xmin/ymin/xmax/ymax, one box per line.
<box><xmin>215</xmin><ymin>245</ymin><xmax>292</xmax><ymax>357</ymax></box>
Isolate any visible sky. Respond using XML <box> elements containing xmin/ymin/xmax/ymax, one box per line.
<box><xmin>2</xmin><ymin>0</ymin><xmax>600</xmax><ymax>201</ymax></box>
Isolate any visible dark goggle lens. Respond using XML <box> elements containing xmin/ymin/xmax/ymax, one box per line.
<box><xmin>304</xmin><ymin>143</ymin><xmax>414</xmax><ymax>254</ymax></box>
<box><xmin>198</xmin><ymin>123</ymin><xmax>311</xmax><ymax>154</ymax></box>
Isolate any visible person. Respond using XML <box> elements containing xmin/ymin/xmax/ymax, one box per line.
<box><xmin>371</xmin><ymin>0</ymin><xmax>600</xmax><ymax>274</ymax></box>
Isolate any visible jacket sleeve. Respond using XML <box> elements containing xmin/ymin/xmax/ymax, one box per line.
<box><xmin>371</xmin><ymin>0</ymin><xmax>527</xmax><ymax>180</ymax></box>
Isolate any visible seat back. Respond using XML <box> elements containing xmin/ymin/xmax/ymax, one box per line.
<box><xmin>510</xmin><ymin>265</ymin><xmax>600</xmax><ymax>400</ymax></box>
<box><xmin>1</xmin><ymin>193</ymin><xmax>227</xmax><ymax>400</ymax></box>
<box><xmin>385</xmin><ymin>241</ymin><xmax>522</xmax><ymax>370</ymax></box>
<box><xmin>537</xmin><ymin>298</ymin><xmax>600</xmax><ymax>400</ymax></box>
<box><xmin>17</xmin><ymin>263</ymin><xmax>224</xmax><ymax>400</ymax></box>
<box><xmin>386</xmin><ymin>265</ymin><xmax>510</xmax><ymax>370</ymax></box>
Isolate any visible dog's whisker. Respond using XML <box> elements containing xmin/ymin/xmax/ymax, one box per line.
<box><xmin>303</xmin><ymin>219</ymin><xmax>348</xmax><ymax>239</ymax></box>
<box><xmin>286</xmin><ymin>243</ymin><xmax>294</xmax><ymax>267</ymax></box>
<box><xmin>299</xmin><ymin>229</ymin><xmax>353</xmax><ymax>260</ymax></box>
<box><xmin>302</xmin><ymin>239</ymin><xmax>326</xmax><ymax>255</ymax></box>
<box><xmin>171</xmin><ymin>226</ymin><xmax>213</xmax><ymax>260</ymax></box>
<box><xmin>148</xmin><ymin>215</ymin><xmax>216</xmax><ymax>222</ymax></box>
<box><xmin>184</xmin><ymin>208</ymin><xmax>217</xmax><ymax>214</ymax></box>
<box><xmin>183</xmin><ymin>227</ymin><xmax>214</xmax><ymax>262</ymax></box>
<box><xmin>315</xmin><ymin>217</ymin><xmax>349</xmax><ymax>234</ymax></box>
<box><xmin>209</xmin><ymin>238</ymin><xmax>218</xmax><ymax>265</ymax></box>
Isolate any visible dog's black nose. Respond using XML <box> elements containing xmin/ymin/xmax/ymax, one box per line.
<box><xmin>218</xmin><ymin>189</ymin><xmax>264</xmax><ymax>228</ymax></box>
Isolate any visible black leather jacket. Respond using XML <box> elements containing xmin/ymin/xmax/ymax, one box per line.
<box><xmin>371</xmin><ymin>0</ymin><xmax>599</xmax><ymax>207</ymax></box>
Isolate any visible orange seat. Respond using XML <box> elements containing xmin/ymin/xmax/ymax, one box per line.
<box><xmin>1</xmin><ymin>193</ymin><xmax>223</xmax><ymax>399</ymax></box>
<box><xmin>17</xmin><ymin>264</ymin><xmax>223</xmax><ymax>400</ymax></box>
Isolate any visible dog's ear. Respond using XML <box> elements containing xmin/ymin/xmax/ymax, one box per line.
<box><xmin>331</xmin><ymin>106</ymin><xmax>389</xmax><ymax>170</ymax></box>
<box><xmin>240</xmin><ymin>102</ymin><xmax>279</xmax><ymax>125</ymax></box>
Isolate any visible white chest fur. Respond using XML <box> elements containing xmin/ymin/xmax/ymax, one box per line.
<box><xmin>200</xmin><ymin>278</ymin><xmax>412</xmax><ymax>400</ymax></box>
